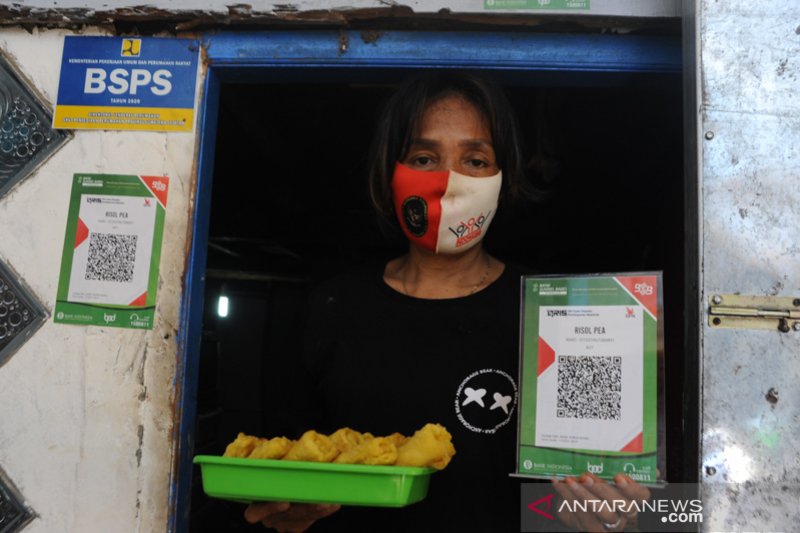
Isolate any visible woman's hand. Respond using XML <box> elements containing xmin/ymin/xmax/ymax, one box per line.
<box><xmin>552</xmin><ymin>472</ymin><xmax>650</xmax><ymax>532</ymax></box>
<box><xmin>244</xmin><ymin>502</ymin><xmax>341</xmax><ymax>532</ymax></box>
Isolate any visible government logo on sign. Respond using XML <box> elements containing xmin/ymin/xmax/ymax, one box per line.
<box><xmin>121</xmin><ymin>38</ymin><xmax>142</xmax><ymax>57</ymax></box>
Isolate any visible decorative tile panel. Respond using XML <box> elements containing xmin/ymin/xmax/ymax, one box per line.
<box><xmin>0</xmin><ymin>466</ymin><xmax>33</xmax><ymax>533</ymax></box>
<box><xmin>0</xmin><ymin>259</ymin><xmax>47</xmax><ymax>368</ymax></box>
<box><xmin>0</xmin><ymin>51</ymin><xmax>69</xmax><ymax>199</ymax></box>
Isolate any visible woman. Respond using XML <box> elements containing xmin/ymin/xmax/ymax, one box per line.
<box><xmin>245</xmin><ymin>72</ymin><xmax>649</xmax><ymax>532</ymax></box>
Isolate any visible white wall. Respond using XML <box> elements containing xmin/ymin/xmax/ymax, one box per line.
<box><xmin>0</xmin><ymin>27</ymin><xmax>200</xmax><ymax>533</ymax></box>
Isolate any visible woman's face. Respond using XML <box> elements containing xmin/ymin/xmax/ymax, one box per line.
<box><xmin>401</xmin><ymin>95</ymin><xmax>499</xmax><ymax>178</ymax></box>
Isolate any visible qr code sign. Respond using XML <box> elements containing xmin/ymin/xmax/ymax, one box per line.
<box><xmin>85</xmin><ymin>233</ymin><xmax>137</xmax><ymax>283</ymax></box>
<box><xmin>557</xmin><ymin>355</ymin><xmax>621</xmax><ymax>420</ymax></box>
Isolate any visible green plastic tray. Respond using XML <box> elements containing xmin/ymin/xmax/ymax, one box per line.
<box><xmin>194</xmin><ymin>455</ymin><xmax>435</xmax><ymax>507</ymax></box>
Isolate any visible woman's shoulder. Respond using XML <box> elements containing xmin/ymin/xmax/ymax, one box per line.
<box><xmin>308</xmin><ymin>260</ymin><xmax>385</xmax><ymax>308</ymax></box>
<box><xmin>494</xmin><ymin>260</ymin><xmax>537</xmax><ymax>289</ymax></box>
<box><xmin>498</xmin><ymin>256</ymin><xmax>539</xmax><ymax>276</ymax></box>
<box><xmin>502</xmin><ymin>260</ymin><xmax>535</xmax><ymax>277</ymax></box>
<box><xmin>309</xmin><ymin>257</ymin><xmax>535</xmax><ymax>308</ymax></box>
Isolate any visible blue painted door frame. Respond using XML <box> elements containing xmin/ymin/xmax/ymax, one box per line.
<box><xmin>171</xmin><ymin>30</ymin><xmax>680</xmax><ymax>532</ymax></box>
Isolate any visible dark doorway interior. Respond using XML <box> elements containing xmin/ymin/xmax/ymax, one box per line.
<box><xmin>189</xmin><ymin>74</ymin><xmax>686</xmax><ymax>532</ymax></box>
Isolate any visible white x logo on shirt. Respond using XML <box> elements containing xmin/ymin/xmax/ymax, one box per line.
<box><xmin>462</xmin><ymin>387</ymin><xmax>487</xmax><ymax>407</ymax></box>
<box><xmin>490</xmin><ymin>392</ymin><xmax>512</xmax><ymax>415</ymax></box>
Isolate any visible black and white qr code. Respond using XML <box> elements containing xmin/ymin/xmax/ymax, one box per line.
<box><xmin>85</xmin><ymin>232</ymin><xmax>137</xmax><ymax>283</ymax></box>
<box><xmin>556</xmin><ymin>355</ymin><xmax>622</xmax><ymax>420</ymax></box>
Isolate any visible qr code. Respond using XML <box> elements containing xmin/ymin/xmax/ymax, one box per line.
<box><xmin>556</xmin><ymin>355</ymin><xmax>621</xmax><ymax>420</ymax></box>
<box><xmin>85</xmin><ymin>232</ymin><xmax>137</xmax><ymax>283</ymax></box>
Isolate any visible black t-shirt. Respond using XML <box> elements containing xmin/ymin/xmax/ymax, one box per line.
<box><xmin>296</xmin><ymin>262</ymin><xmax>528</xmax><ymax>532</ymax></box>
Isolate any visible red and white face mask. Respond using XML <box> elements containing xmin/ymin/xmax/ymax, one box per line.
<box><xmin>391</xmin><ymin>162</ymin><xmax>502</xmax><ymax>254</ymax></box>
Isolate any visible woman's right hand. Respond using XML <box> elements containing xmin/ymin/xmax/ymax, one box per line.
<box><xmin>244</xmin><ymin>502</ymin><xmax>340</xmax><ymax>532</ymax></box>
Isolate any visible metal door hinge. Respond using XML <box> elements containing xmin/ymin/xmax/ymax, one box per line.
<box><xmin>708</xmin><ymin>294</ymin><xmax>800</xmax><ymax>332</ymax></box>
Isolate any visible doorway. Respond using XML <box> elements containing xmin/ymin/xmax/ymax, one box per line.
<box><xmin>174</xmin><ymin>30</ymin><xmax>688</xmax><ymax>532</ymax></box>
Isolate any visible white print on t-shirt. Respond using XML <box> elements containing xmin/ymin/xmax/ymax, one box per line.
<box><xmin>454</xmin><ymin>368</ymin><xmax>517</xmax><ymax>434</ymax></box>
<box><xmin>462</xmin><ymin>387</ymin><xmax>487</xmax><ymax>407</ymax></box>
<box><xmin>490</xmin><ymin>392</ymin><xmax>513</xmax><ymax>415</ymax></box>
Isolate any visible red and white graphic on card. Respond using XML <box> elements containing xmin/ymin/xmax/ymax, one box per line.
<box><xmin>140</xmin><ymin>175</ymin><xmax>169</xmax><ymax>208</ymax></box>
<box><xmin>614</xmin><ymin>275</ymin><xmax>658</xmax><ymax>319</ymax></box>
<box><xmin>537</xmin><ymin>336</ymin><xmax>556</xmax><ymax>377</ymax></box>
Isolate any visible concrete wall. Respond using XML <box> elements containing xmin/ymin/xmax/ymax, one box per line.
<box><xmin>0</xmin><ymin>27</ymin><xmax>199</xmax><ymax>533</ymax></box>
<box><xmin>699</xmin><ymin>1</ymin><xmax>800</xmax><ymax>531</ymax></box>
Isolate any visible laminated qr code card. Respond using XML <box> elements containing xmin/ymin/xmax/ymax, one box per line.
<box><xmin>514</xmin><ymin>273</ymin><xmax>666</xmax><ymax>485</ymax></box>
<box><xmin>54</xmin><ymin>173</ymin><xmax>169</xmax><ymax>330</ymax></box>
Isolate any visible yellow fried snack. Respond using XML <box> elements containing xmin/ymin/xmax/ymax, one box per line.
<box><xmin>222</xmin><ymin>424</ymin><xmax>456</xmax><ymax>470</ymax></box>
<box><xmin>329</xmin><ymin>427</ymin><xmax>367</xmax><ymax>454</ymax></box>
<box><xmin>223</xmin><ymin>432</ymin><xmax>260</xmax><ymax>458</ymax></box>
<box><xmin>248</xmin><ymin>436</ymin><xmax>293</xmax><ymax>460</ymax></box>
<box><xmin>395</xmin><ymin>423</ymin><xmax>456</xmax><ymax>470</ymax></box>
<box><xmin>383</xmin><ymin>432</ymin><xmax>407</xmax><ymax>448</ymax></box>
<box><xmin>283</xmin><ymin>430</ymin><xmax>340</xmax><ymax>463</ymax></box>
<box><xmin>334</xmin><ymin>437</ymin><xmax>398</xmax><ymax>465</ymax></box>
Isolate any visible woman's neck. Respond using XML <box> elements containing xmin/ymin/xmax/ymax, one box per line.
<box><xmin>384</xmin><ymin>245</ymin><xmax>504</xmax><ymax>299</ymax></box>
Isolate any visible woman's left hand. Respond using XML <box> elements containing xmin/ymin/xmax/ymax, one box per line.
<box><xmin>552</xmin><ymin>472</ymin><xmax>650</xmax><ymax>532</ymax></box>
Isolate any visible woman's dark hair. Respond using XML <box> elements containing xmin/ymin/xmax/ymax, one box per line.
<box><xmin>368</xmin><ymin>71</ymin><xmax>527</xmax><ymax>224</ymax></box>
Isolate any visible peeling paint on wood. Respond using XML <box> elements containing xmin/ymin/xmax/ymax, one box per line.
<box><xmin>0</xmin><ymin>1</ymin><xmax>679</xmax><ymax>32</ymax></box>
<box><xmin>360</xmin><ymin>29</ymin><xmax>384</xmax><ymax>43</ymax></box>
<box><xmin>0</xmin><ymin>0</ymin><xmax>680</xmax><ymax>18</ymax></box>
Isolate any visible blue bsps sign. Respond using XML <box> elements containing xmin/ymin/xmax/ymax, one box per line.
<box><xmin>83</xmin><ymin>64</ymin><xmax>174</xmax><ymax>97</ymax></box>
<box><xmin>54</xmin><ymin>36</ymin><xmax>199</xmax><ymax>132</ymax></box>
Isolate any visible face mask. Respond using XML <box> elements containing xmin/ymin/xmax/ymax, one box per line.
<box><xmin>391</xmin><ymin>162</ymin><xmax>502</xmax><ymax>254</ymax></box>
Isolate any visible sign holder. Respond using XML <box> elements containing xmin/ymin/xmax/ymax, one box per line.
<box><xmin>54</xmin><ymin>173</ymin><xmax>169</xmax><ymax>329</ymax></box>
<box><xmin>514</xmin><ymin>272</ymin><xmax>666</xmax><ymax>485</ymax></box>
